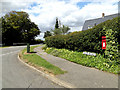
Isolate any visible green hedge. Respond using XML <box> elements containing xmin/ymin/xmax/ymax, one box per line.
<box><xmin>45</xmin><ymin>35</ymin><xmax>66</xmax><ymax>48</ymax></box>
<box><xmin>45</xmin><ymin>17</ymin><xmax>119</xmax><ymax>59</ymax></box>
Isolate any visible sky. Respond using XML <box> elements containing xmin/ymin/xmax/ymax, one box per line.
<box><xmin>0</xmin><ymin>0</ymin><xmax>119</xmax><ymax>40</ymax></box>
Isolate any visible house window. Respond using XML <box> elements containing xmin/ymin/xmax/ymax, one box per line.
<box><xmin>88</xmin><ymin>25</ymin><xmax>92</xmax><ymax>29</ymax></box>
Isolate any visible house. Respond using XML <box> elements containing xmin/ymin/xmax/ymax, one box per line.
<box><xmin>82</xmin><ymin>13</ymin><xmax>118</xmax><ymax>31</ymax></box>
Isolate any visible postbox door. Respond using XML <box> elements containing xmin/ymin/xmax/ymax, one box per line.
<box><xmin>102</xmin><ymin>41</ymin><xmax>106</xmax><ymax>49</ymax></box>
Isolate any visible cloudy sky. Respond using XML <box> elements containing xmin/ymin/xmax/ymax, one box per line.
<box><xmin>0</xmin><ymin>0</ymin><xmax>119</xmax><ymax>40</ymax></box>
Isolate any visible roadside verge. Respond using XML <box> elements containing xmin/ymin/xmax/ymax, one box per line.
<box><xmin>18</xmin><ymin>46</ymin><xmax>76</xmax><ymax>88</ymax></box>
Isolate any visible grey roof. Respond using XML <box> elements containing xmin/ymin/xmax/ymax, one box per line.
<box><xmin>82</xmin><ymin>13</ymin><xmax>118</xmax><ymax>31</ymax></box>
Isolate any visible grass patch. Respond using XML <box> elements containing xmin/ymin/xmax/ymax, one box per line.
<box><xmin>43</xmin><ymin>46</ymin><xmax>120</xmax><ymax>74</ymax></box>
<box><xmin>0</xmin><ymin>46</ymin><xmax>10</xmax><ymax>48</ymax></box>
<box><xmin>20</xmin><ymin>45</ymin><xmax>66</xmax><ymax>75</ymax></box>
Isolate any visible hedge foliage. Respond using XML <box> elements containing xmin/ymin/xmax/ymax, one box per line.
<box><xmin>45</xmin><ymin>35</ymin><xmax>65</xmax><ymax>48</ymax></box>
<box><xmin>45</xmin><ymin>17</ymin><xmax>120</xmax><ymax>60</ymax></box>
<box><xmin>105</xmin><ymin>28</ymin><xmax>119</xmax><ymax>61</ymax></box>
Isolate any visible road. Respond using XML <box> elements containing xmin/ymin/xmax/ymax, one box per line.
<box><xmin>1</xmin><ymin>45</ymin><xmax>63</xmax><ymax>88</ymax></box>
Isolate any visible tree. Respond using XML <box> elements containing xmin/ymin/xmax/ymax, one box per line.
<box><xmin>51</xmin><ymin>28</ymin><xmax>62</xmax><ymax>35</ymax></box>
<box><xmin>51</xmin><ymin>25</ymin><xmax>70</xmax><ymax>35</ymax></box>
<box><xmin>0</xmin><ymin>18</ymin><xmax>2</xmax><ymax>46</ymax></box>
<box><xmin>1</xmin><ymin>11</ymin><xmax>40</xmax><ymax>45</ymax></box>
<box><xmin>61</xmin><ymin>25</ymin><xmax>70</xmax><ymax>35</ymax></box>
<box><xmin>51</xmin><ymin>17</ymin><xmax>70</xmax><ymax>35</ymax></box>
<box><xmin>44</xmin><ymin>31</ymin><xmax>52</xmax><ymax>38</ymax></box>
<box><xmin>55</xmin><ymin>17</ymin><xmax>59</xmax><ymax>29</ymax></box>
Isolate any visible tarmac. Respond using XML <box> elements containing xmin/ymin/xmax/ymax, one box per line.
<box><xmin>34</xmin><ymin>45</ymin><xmax>118</xmax><ymax>88</ymax></box>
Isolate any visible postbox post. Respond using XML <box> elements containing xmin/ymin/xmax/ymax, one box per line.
<box><xmin>27</xmin><ymin>43</ymin><xmax>30</xmax><ymax>53</ymax></box>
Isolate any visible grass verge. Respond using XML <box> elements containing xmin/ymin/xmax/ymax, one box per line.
<box><xmin>0</xmin><ymin>46</ymin><xmax>10</xmax><ymax>48</ymax></box>
<box><xmin>43</xmin><ymin>46</ymin><xmax>120</xmax><ymax>74</ymax></box>
<box><xmin>19</xmin><ymin>45</ymin><xmax>66</xmax><ymax>75</ymax></box>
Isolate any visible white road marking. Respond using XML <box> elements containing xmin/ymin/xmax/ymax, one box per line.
<box><xmin>1</xmin><ymin>44</ymin><xmax>40</xmax><ymax>49</ymax></box>
<box><xmin>1</xmin><ymin>46</ymin><xmax>26</xmax><ymax>49</ymax></box>
<box><xmin>0</xmin><ymin>50</ymin><xmax>20</xmax><ymax>56</ymax></box>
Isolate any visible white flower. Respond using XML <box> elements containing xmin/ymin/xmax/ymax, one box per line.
<box><xmin>109</xmin><ymin>55</ymin><xmax>112</xmax><ymax>57</ymax></box>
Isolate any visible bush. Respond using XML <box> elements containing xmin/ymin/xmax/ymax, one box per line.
<box><xmin>105</xmin><ymin>28</ymin><xmax>119</xmax><ymax>61</ymax></box>
<box><xmin>45</xmin><ymin>35</ymin><xmax>66</xmax><ymax>48</ymax></box>
<box><xmin>45</xmin><ymin>17</ymin><xmax>120</xmax><ymax>60</ymax></box>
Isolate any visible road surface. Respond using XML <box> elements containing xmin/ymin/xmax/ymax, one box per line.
<box><xmin>1</xmin><ymin>45</ymin><xmax>63</xmax><ymax>88</ymax></box>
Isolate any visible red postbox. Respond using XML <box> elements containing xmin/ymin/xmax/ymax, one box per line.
<box><xmin>102</xmin><ymin>36</ymin><xmax>106</xmax><ymax>49</ymax></box>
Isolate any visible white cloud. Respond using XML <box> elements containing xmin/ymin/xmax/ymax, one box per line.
<box><xmin>0</xmin><ymin>0</ymin><xmax>118</xmax><ymax>40</ymax></box>
<box><xmin>79</xmin><ymin>2</ymin><xmax>118</xmax><ymax>19</ymax></box>
<box><xmin>0</xmin><ymin>1</ymin><xmax>33</xmax><ymax>16</ymax></box>
<box><xmin>70</xmin><ymin>26</ymin><xmax>83</xmax><ymax>32</ymax></box>
<box><xmin>35</xmin><ymin>33</ymin><xmax>44</xmax><ymax>40</ymax></box>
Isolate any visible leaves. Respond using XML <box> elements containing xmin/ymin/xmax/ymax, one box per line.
<box><xmin>1</xmin><ymin>11</ymin><xmax>40</xmax><ymax>45</ymax></box>
<box><xmin>44</xmin><ymin>47</ymin><xmax>119</xmax><ymax>74</ymax></box>
<box><xmin>105</xmin><ymin>28</ymin><xmax>119</xmax><ymax>61</ymax></box>
<box><xmin>51</xmin><ymin>18</ymin><xmax>70</xmax><ymax>35</ymax></box>
<box><xmin>45</xmin><ymin>16</ymin><xmax>120</xmax><ymax>62</ymax></box>
<box><xmin>44</xmin><ymin>31</ymin><xmax>52</xmax><ymax>38</ymax></box>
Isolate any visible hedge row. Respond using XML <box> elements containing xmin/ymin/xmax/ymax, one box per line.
<box><xmin>45</xmin><ymin>17</ymin><xmax>120</xmax><ymax>57</ymax></box>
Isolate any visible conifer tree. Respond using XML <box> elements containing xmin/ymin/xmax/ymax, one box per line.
<box><xmin>55</xmin><ymin>17</ymin><xmax>59</xmax><ymax>29</ymax></box>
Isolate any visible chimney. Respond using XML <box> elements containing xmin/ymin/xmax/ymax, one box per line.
<box><xmin>102</xmin><ymin>13</ymin><xmax>105</xmax><ymax>18</ymax></box>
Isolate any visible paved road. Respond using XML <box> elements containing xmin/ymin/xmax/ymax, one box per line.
<box><xmin>1</xmin><ymin>46</ymin><xmax>63</xmax><ymax>88</ymax></box>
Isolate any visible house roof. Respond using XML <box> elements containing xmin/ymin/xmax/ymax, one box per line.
<box><xmin>82</xmin><ymin>13</ymin><xmax>118</xmax><ymax>31</ymax></box>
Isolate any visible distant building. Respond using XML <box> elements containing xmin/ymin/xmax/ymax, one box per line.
<box><xmin>82</xmin><ymin>13</ymin><xmax>118</xmax><ymax>31</ymax></box>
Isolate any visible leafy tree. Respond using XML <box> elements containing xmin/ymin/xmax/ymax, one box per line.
<box><xmin>51</xmin><ymin>28</ymin><xmax>62</xmax><ymax>35</ymax></box>
<box><xmin>1</xmin><ymin>11</ymin><xmax>40</xmax><ymax>45</ymax></box>
<box><xmin>0</xmin><ymin>18</ymin><xmax>2</xmax><ymax>46</ymax></box>
<box><xmin>61</xmin><ymin>25</ymin><xmax>70</xmax><ymax>35</ymax></box>
<box><xmin>44</xmin><ymin>31</ymin><xmax>52</xmax><ymax>38</ymax></box>
<box><xmin>51</xmin><ymin>26</ymin><xmax>70</xmax><ymax>35</ymax></box>
<box><xmin>51</xmin><ymin>17</ymin><xmax>70</xmax><ymax>35</ymax></box>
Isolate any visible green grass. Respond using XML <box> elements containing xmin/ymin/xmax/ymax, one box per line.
<box><xmin>0</xmin><ymin>46</ymin><xmax>10</xmax><ymax>48</ymax></box>
<box><xmin>43</xmin><ymin>46</ymin><xmax>120</xmax><ymax>74</ymax></box>
<box><xmin>21</xmin><ymin>45</ymin><xmax>66</xmax><ymax>75</ymax></box>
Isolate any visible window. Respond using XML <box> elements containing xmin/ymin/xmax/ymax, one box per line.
<box><xmin>88</xmin><ymin>25</ymin><xmax>92</xmax><ymax>29</ymax></box>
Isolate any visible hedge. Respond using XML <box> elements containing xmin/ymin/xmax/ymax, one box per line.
<box><xmin>45</xmin><ymin>35</ymin><xmax>66</xmax><ymax>48</ymax></box>
<box><xmin>45</xmin><ymin>17</ymin><xmax>120</xmax><ymax>60</ymax></box>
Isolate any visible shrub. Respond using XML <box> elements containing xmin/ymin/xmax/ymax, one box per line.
<box><xmin>45</xmin><ymin>17</ymin><xmax>120</xmax><ymax>61</ymax></box>
<box><xmin>105</xmin><ymin>28</ymin><xmax>119</xmax><ymax>61</ymax></box>
<box><xmin>45</xmin><ymin>35</ymin><xmax>66</xmax><ymax>48</ymax></box>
